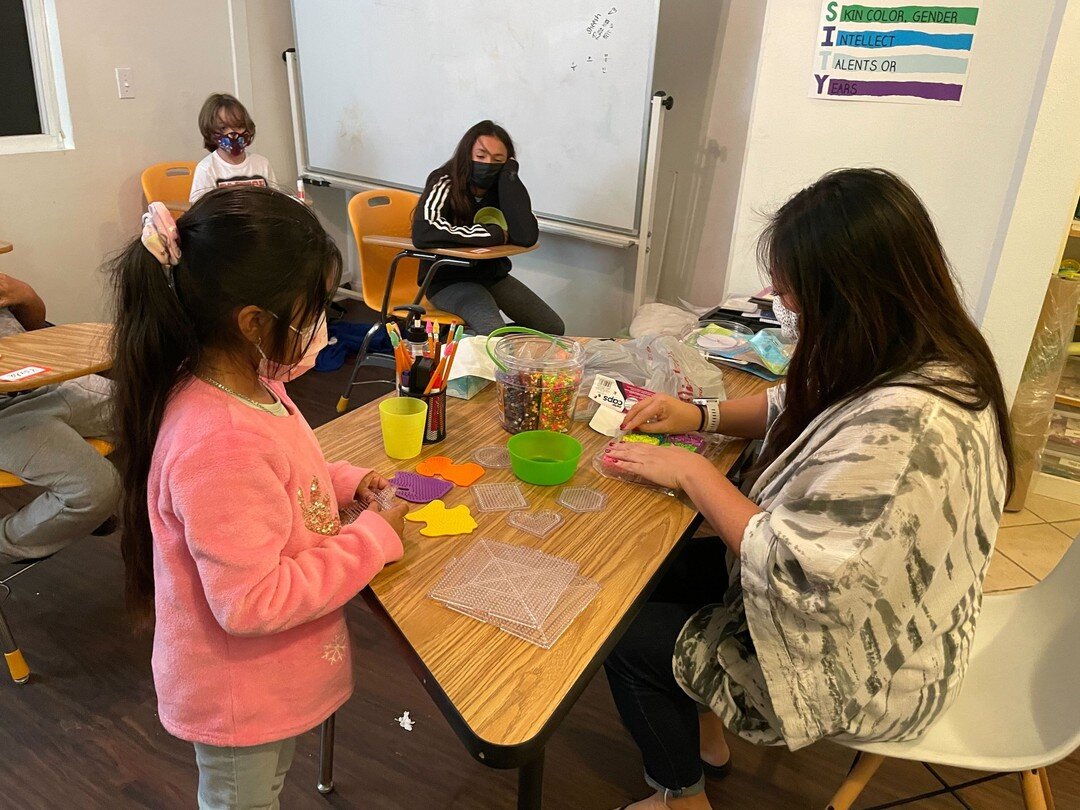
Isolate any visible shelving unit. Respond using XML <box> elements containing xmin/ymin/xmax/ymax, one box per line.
<box><xmin>1055</xmin><ymin>392</ymin><xmax>1080</xmax><ymax>409</ymax></box>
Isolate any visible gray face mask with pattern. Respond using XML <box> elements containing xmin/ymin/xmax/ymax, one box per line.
<box><xmin>772</xmin><ymin>297</ymin><xmax>800</xmax><ymax>342</ymax></box>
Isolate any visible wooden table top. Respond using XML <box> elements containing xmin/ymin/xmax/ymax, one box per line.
<box><xmin>0</xmin><ymin>322</ymin><xmax>113</xmax><ymax>393</ymax></box>
<box><xmin>0</xmin><ymin>241</ymin><xmax>12</xmax><ymax>254</ymax></box>
<box><xmin>316</xmin><ymin>363</ymin><xmax>770</xmax><ymax>754</ymax></box>
<box><xmin>363</xmin><ymin>234</ymin><xmax>538</xmax><ymax>261</ymax></box>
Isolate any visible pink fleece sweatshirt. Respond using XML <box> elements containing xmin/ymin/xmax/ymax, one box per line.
<box><xmin>147</xmin><ymin>377</ymin><xmax>402</xmax><ymax>747</ymax></box>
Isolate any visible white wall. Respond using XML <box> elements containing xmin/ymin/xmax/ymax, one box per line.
<box><xmin>981</xmin><ymin>2</ymin><xmax>1080</xmax><ymax>402</ymax></box>
<box><xmin>723</xmin><ymin>0</ymin><xmax>1067</xmax><ymax>316</ymax></box>
<box><xmin>0</xmin><ymin>0</ymin><xmax>235</xmax><ymax>324</ymax></box>
<box><xmin>235</xmin><ymin>0</ymin><xmax>298</xmax><ymax>188</ymax></box>
<box><xmin>653</xmin><ymin>1</ymin><xmax>768</xmax><ymax>308</ymax></box>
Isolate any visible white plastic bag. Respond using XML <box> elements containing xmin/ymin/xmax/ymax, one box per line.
<box><xmin>628</xmin><ymin>303</ymin><xmax>698</xmax><ymax>338</ymax></box>
<box><xmin>577</xmin><ymin>335</ymin><xmax>726</xmax><ymax>419</ymax></box>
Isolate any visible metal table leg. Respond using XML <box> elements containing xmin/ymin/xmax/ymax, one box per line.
<box><xmin>317</xmin><ymin>713</ymin><xmax>336</xmax><ymax>795</ymax></box>
<box><xmin>517</xmin><ymin>748</ymin><xmax>544</xmax><ymax>810</ymax></box>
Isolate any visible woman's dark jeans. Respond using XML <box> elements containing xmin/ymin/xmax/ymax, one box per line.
<box><xmin>604</xmin><ymin>537</ymin><xmax>730</xmax><ymax>797</ymax></box>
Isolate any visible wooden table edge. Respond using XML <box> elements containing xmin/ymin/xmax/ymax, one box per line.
<box><xmin>0</xmin><ymin>322</ymin><xmax>114</xmax><ymax>393</ymax></box>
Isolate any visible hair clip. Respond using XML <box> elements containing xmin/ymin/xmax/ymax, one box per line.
<box><xmin>141</xmin><ymin>202</ymin><xmax>181</xmax><ymax>271</ymax></box>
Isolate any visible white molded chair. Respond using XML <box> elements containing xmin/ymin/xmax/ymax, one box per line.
<box><xmin>828</xmin><ymin>537</ymin><xmax>1080</xmax><ymax>810</ymax></box>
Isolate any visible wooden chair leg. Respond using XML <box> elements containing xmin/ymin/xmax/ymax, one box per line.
<box><xmin>1020</xmin><ymin>770</ymin><xmax>1048</xmax><ymax>810</ymax></box>
<box><xmin>317</xmin><ymin>713</ymin><xmax>336</xmax><ymax>795</ymax></box>
<box><xmin>1038</xmin><ymin>768</ymin><xmax>1055</xmax><ymax>810</ymax></box>
<box><xmin>827</xmin><ymin>753</ymin><xmax>885</xmax><ymax>810</ymax></box>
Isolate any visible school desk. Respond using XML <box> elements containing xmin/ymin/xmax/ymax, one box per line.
<box><xmin>0</xmin><ymin>323</ymin><xmax>113</xmax><ymax>394</ymax></box>
<box><xmin>315</xmin><ymin>366</ymin><xmax>772</xmax><ymax>808</ymax></box>
<box><xmin>360</xmin><ymin>235</ymin><xmax>538</xmax><ymax>312</ymax></box>
<box><xmin>335</xmin><ymin>236</ymin><xmax>540</xmax><ymax>411</ymax></box>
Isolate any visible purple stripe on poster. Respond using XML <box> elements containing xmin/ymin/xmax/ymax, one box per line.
<box><xmin>827</xmin><ymin>78</ymin><xmax>963</xmax><ymax>101</ymax></box>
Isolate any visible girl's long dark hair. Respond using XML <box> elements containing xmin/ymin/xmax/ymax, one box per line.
<box><xmin>756</xmin><ymin>168</ymin><xmax>1014</xmax><ymax>495</ymax></box>
<box><xmin>109</xmin><ymin>186</ymin><xmax>341</xmax><ymax>628</ymax></box>
<box><xmin>426</xmin><ymin>119</ymin><xmax>515</xmax><ymax>224</ymax></box>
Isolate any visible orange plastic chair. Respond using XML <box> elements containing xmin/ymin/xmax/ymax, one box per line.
<box><xmin>348</xmin><ymin>189</ymin><xmax>463</xmax><ymax>322</ymax></box>
<box><xmin>337</xmin><ymin>190</ymin><xmax>464</xmax><ymax>412</ymax></box>
<box><xmin>140</xmin><ymin>162</ymin><xmax>197</xmax><ymax>219</ymax></box>
<box><xmin>0</xmin><ymin>438</ymin><xmax>113</xmax><ymax>684</ymax></box>
<box><xmin>0</xmin><ymin>439</ymin><xmax>112</xmax><ymax>489</ymax></box>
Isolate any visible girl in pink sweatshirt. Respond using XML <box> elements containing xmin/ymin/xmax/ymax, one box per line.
<box><xmin>108</xmin><ymin>187</ymin><xmax>407</xmax><ymax>808</ymax></box>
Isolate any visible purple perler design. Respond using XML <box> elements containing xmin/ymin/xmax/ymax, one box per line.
<box><xmin>390</xmin><ymin>471</ymin><xmax>454</xmax><ymax>503</ymax></box>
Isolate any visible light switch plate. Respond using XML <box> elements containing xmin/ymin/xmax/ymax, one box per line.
<box><xmin>115</xmin><ymin>68</ymin><xmax>135</xmax><ymax>99</ymax></box>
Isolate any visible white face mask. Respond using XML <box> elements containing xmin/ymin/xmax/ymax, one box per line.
<box><xmin>772</xmin><ymin>297</ymin><xmax>800</xmax><ymax>343</ymax></box>
<box><xmin>257</xmin><ymin>314</ymin><xmax>328</xmax><ymax>382</ymax></box>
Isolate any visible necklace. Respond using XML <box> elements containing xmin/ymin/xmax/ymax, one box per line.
<box><xmin>198</xmin><ymin>375</ymin><xmax>279</xmax><ymax>412</ymax></box>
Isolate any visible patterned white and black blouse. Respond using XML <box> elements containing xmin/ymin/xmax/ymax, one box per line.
<box><xmin>675</xmin><ymin>372</ymin><xmax>1006</xmax><ymax>751</ymax></box>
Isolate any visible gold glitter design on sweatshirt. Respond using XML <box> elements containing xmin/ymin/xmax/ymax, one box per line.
<box><xmin>298</xmin><ymin>476</ymin><xmax>341</xmax><ymax>536</ymax></box>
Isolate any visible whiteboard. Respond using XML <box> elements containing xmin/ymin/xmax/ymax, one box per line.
<box><xmin>291</xmin><ymin>0</ymin><xmax>661</xmax><ymax>233</ymax></box>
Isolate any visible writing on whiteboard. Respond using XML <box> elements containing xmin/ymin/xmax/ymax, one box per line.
<box><xmin>586</xmin><ymin>6</ymin><xmax>616</xmax><ymax>40</ymax></box>
<box><xmin>571</xmin><ymin>52</ymin><xmax>611</xmax><ymax>74</ymax></box>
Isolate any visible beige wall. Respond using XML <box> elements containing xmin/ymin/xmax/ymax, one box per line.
<box><xmin>0</xmin><ymin>0</ymin><xmax>235</xmax><ymax>324</ymax></box>
<box><xmin>237</xmin><ymin>0</ymin><xmax>298</xmax><ymax>187</ymax></box>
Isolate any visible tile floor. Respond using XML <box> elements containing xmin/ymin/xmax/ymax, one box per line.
<box><xmin>988</xmin><ymin>491</ymin><xmax>1077</xmax><ymax>592</ymax></box>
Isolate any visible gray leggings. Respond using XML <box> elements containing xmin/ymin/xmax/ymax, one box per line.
<box><xmin>428</xmin><ymin>275</ymin><xmax>565</xmax><ymax>336</ymax></box>
<box><xmin>0</xmin><ymin>376</ymin><xmax>119</xmax><ymax>562</ymax></box>
<box><xmin>194</xmin><ymin>736</ymin><xmax>297</xmax><ymax>810</ymax></box>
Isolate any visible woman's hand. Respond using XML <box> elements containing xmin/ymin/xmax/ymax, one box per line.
<box><xmin>356</xmin><ymin>471</ymin><xmax>392</xmax><ymax>506</ymax></box>
<box><xmin>602</xmin><ymin>442</ymin><xmax>711</xmax><ymax>490</ymax></box>
<box><xmin>369</xmin><ymin>500</ymin><xmax>408</xmax><ymax>539</ymax></box>
<box><xmin>621</xmin><ymin>394</ymin><xmax>701</xmax><ymax>434</ymax></box>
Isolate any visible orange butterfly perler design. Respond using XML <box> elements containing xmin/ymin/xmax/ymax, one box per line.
<box><xmin>416</xmin><ymin>456</ymin><xmax>486</xmax><ymax>487</ymax></box>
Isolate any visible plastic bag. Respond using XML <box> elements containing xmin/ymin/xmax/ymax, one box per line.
<box><xmin>1007</xmin><ymin>274</ymin><xmax>1080</xmax><ymax>510</ymax></box>
<box><xmin>577</xmin><ymin>334</ymin><xmax>727</xmax><ymax>419</ymax></box>
<box><xmin>682</xmin><ymin>323</ymin><xmax>793</xmax><ymax>379</ymax></box>
<box><xmin>628</xmin><ymin>303</ymin><xmax>698</xmax><ymax>338</ymax></box>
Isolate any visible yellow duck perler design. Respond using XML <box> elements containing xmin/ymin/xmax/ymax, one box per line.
<box><xmin>403</xmin><ymin>499</ymin><xmax>478</xmax><ymax>537</ymax></box>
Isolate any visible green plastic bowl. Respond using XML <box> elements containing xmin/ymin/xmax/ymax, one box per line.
<box><xmin>506</xmin><ymin>430</ymin><xmax>582</xmax><ymax>486</ymax></box>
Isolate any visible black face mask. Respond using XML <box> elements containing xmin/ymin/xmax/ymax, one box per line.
<box><xmin>470</xmin><ymin>161</ymin><xmax>503</xmax><ymax>190</ymax></box>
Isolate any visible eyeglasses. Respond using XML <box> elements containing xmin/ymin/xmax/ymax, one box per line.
<box><xmin>269</xmin><ymin>311</ymin><xmax>325</xmax><ymax>341</ymax></box>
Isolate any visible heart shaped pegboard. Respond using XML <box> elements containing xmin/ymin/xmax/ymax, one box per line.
<box><xmin>507</xmin><ymin>510</ymin><xmax>563</xmax><ymax>539</ymax></box>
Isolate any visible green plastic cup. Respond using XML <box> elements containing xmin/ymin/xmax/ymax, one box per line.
<box><xmin>380</xmin><ymin>397</ymin><xmax>428</xmax><ymax>459</ymax></box>
<box><xmin>506</xmin><ymin>430</ymin><xmax>583</xmax><ymax>486</ymax></box>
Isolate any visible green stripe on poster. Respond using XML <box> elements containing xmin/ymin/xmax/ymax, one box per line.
<box><xmin>839</xmin><ymin>6</ymin><xmax>979</xmax><ymax>25</ymax></box>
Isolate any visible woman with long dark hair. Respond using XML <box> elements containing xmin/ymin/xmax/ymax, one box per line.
<box><xmin>601</xmin><ymin>169</ymin><xmax>1013</xmax><ymax>809</ymax></box>
<box><xmin>412</xmin><ymin>119</ymin><xmax>564</xmax><ymax>335</ymax></box>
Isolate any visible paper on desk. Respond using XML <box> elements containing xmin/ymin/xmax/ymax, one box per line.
<box><xmin>446</xmin><ymin>336</ymin><xmax>499</xmax><ymax>381</ymax></box>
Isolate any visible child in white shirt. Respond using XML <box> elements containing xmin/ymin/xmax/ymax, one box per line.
<box><xmin>189</xmin><ymin>93</ymin><xmax>277</xmax><ymax>203</ymax></box>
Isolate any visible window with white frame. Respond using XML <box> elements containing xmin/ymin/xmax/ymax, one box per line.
<box><xmin>0</xmin><ymin>0</ymin><xmax>73</xmax><ymax>154</ymax></box>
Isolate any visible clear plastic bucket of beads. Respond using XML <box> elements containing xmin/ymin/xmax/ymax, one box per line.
<box><xmin>487</xmin><ymin>327</ymin><xmax>585</xmax><ymax>434</ymax></box>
